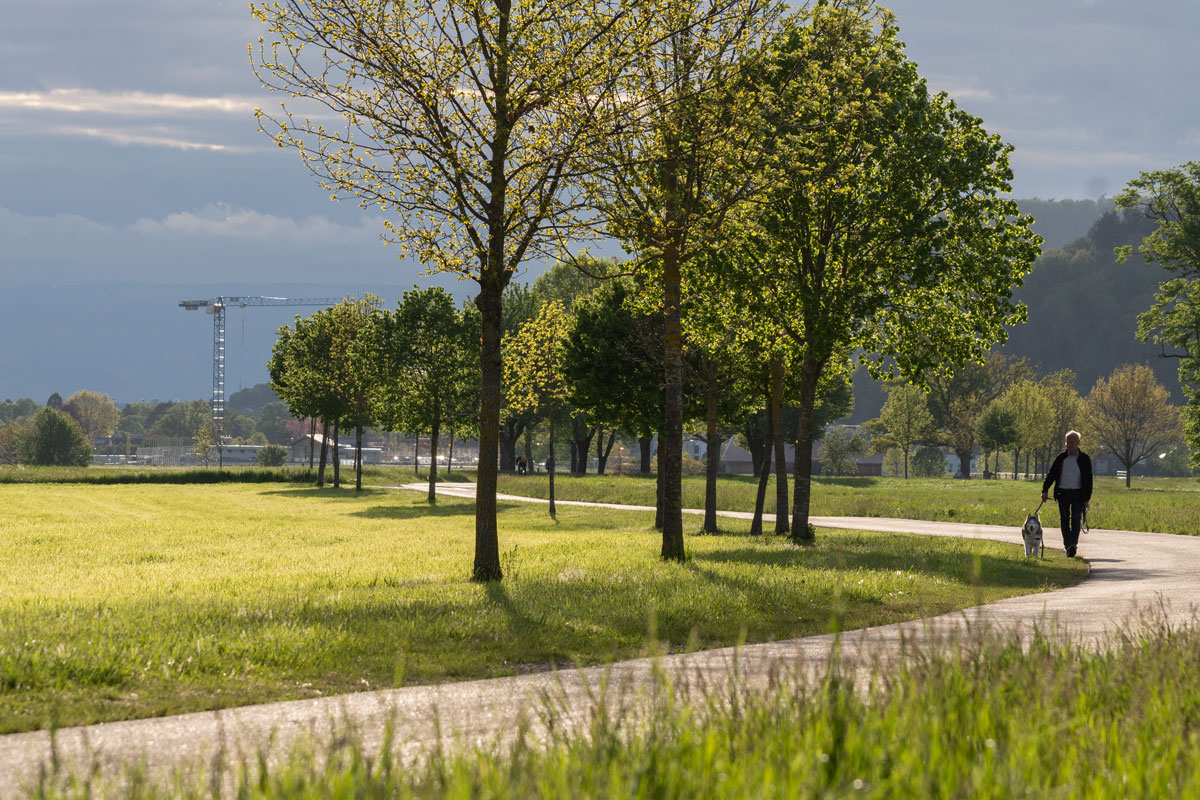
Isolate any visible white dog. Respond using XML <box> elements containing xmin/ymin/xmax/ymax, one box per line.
<box><xmin>1021</xmin><ymin>513</ymin><xmax>1044</xmax><ymax>558</ymax></box>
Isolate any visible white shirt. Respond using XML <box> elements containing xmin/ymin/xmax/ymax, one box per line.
<box><xmin>1059</xmin><ymin>452</ymin><xmax>1082</xmax><ymax>490</ymax></box>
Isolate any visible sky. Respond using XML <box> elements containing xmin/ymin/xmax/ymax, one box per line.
<box><xmin>1</xmin><ymin>0</ymin><xmax>1198</xmax><ymax>401</ymax></box>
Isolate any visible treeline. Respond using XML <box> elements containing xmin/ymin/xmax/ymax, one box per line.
<box><xmin>0</xmin><ymin>388</ymin><xmax>297</xmax><ymax>468</ymax></box>
<box><xmin>849</xmin><ymin>360</ymin><xmax>1186</xmax><ymax>486</ymax></box>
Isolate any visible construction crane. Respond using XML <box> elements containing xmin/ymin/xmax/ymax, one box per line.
<box><xmin>180</xmin><ymin>295</ymin><xmax>338</xmax><ymax>464</ymax></box>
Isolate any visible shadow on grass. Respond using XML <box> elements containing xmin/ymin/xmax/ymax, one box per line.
<box><xmin>352</xmin><ymin>503</ymin><xmax>477</xmax><ymax>520</ymax></box>
<box><xmin>695</xmin><ymin>541</ymin><xmax>1085</xmax><ymax>590</ymax></box>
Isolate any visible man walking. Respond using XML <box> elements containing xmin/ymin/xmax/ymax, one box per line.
<box><xmin>1041</xmin><ymin>430</ymin><xmax>1092</xmax><ymax>557</ymax></box>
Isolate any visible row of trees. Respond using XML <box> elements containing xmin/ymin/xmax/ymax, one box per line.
<box><xmin>251</xmin><ymin>0</ymin><xmax>1040</xmax><ymax>580</ymax></box>
<box><xmin>856</xmin><ymin>361</ymin><xmax>1184</xmax><ymax>486</ymax></box>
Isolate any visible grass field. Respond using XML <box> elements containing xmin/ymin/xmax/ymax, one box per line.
<box><xmin>0</xmin><ymin>483</ymin><xmax>1085</xmax><ymax>734</ymax></box>
<box><xmin>31</xmin><ymin>618</ymin><xmax>1200</xmax><ymax>799</ymax></box>
<box><xmin>490</xmin><ymin>472</ymin><xmax>1200</xmax><ymax>535</ymax></box>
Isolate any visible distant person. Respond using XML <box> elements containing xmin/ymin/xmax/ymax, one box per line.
<box><xmin>1041</xmin><ymin>430</ymin><xmax>1092</xmax><ymax>557</ymax></box>
<box><xmin>517</xmin><ymin>455</ymin><xmax>527</xmax><ymax>476</ymax></box>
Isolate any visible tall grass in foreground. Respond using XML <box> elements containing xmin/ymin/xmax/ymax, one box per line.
<box><xmin>28</xmin><ymin>614</ymin><xmax>1200</xmax><ymax>798</ymax></box>
<box><xmin>493</xmin><ymin>473</ymin><xmax>1200</xmax><ymax>535</ymax></box>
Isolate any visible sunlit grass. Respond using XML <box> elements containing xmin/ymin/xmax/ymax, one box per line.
<box><xmin>0</xmin><ymin>483</ymin><xmax>1084</xmax><ymax>733</ymax></box>
<box><xmin>492</xmin><ymin>472</ymin><xmax>1200</xmax><ymax>535</ymax></box>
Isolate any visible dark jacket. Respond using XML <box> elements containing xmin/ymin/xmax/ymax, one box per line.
<box><xmin>1042</xmin><ymin>450</ymin><xmax>1092</xmax><ymax>502</ymax></box>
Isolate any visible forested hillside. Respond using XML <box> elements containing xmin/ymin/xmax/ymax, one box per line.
<box><xmin>1004</xmin><ymin>208</ymin><xmax>1179</xmax><ymax>401</ymax></box>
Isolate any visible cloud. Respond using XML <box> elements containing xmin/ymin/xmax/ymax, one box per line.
<box><xmin>129</xmin><ymin>203</ymin><xmax>389</xmax><ymax>244</ymax></box>
<box><xmin>55</xmin><ymin>125</ymin><xmax>248</xmax><ymax>153</ymax></box>
<box><xmin>0</xmin><ymin>88</ymin><xmax>258</xmax><ymax>116</ymax></box>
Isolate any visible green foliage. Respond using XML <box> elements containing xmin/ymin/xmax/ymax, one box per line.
<box><xmin>1006</xmin><ymin>208</ymin><xmax>1169</xmax><ymax>400</ymax></box>
<box><xmin>17</xmin><ymin>408</ymin><xmax>92</xmax><ymax>467</ymax></box>
<box><xmin>1086</xmin><ymin>364</ymin><xmax>1183</xmax><ymax>487</ymax></box>
<box><xmin>1116</xmin><ymin>162</ymin><xmax>1200</xmax><ymax>468</ymax></box>
<box><xmin>257</xmin><ymin>444</ymin><xmax>290</xmax><ymax>467</ymax></box>
<box><xmin>257</xmin><ymin>401</ymin><xmax>293</xmax><ymax>445</ymax></box>
<box><xmin>819</xmin><ymin>425</ymin><xmax>865</xmax><ymax>477</ymax></box>
<box><xmin>61</xmin><ymin>390</ymin><xmax>120</xmax><ymax>440</ymax></box>
<box><xmin>866</xmin><ymin>384</ymin><xmax>935</xmax><ymax>479</ymax></box>
<box><xmin>0</xmin><ymin>398</ymin><xmax>39</xmax><ymax>424</ymax></box>
<box><xmin>0</xmin><ymin>483</ymin><xmax>1083</xmax><ymax>733</ymax></box>
<box><xmin>911</xmin><ymin>445</ymin><xmax>947</xmax><ymax>478</ymax></box>
<box><xmin>146</xmin><ymin>400</ymin><xmax>211</xmax><ymax>442</ymax></box>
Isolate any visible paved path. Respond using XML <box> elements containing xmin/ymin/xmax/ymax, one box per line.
<box><xmin>2</xmin><ymin>484</ymin><xmax>1197</xmax><ymax>796</ymax></box>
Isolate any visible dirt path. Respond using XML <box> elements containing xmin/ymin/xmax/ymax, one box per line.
<box><xmin>3</xmin><ymin>483</ymin><xmax>1196</xmax><ymax>796</ymax></box>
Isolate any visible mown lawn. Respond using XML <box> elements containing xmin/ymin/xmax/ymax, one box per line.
<box><xmin>491</xmin><ymin>472</ymin><xmax>1200</xmax><ymax>535</ymax></box>
<box><xmin>0</xmin><ymin>483</ymin><xmax>1085</xmax><ymax>733</ymax></box>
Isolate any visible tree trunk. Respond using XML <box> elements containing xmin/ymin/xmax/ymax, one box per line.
<box><xmin>791</xmin><ymin>359</ymin><xmax>822</xmax><ymax>544</ymax></box>
<box><xmin>1012</xmin><ymin>447</ymin><xmax>1020</xmax><ymax>480</ymax></box>
<box><xmin>317</xmin><ymin>418</ymin><xmax>328</xmax><ymax>487</ymax></box>
<box><xmin>428</xmin><ymin>421</ymin><xmax>440</xmax><ymax>504</ymax></box>
<box><xmin>596</xmin><ymin>429</ymin><xmax>616</xmax><ymax>475</ymax></box>
<box><xmin>703</xmin><ymin>379</ymin><xmax>720</xmax><ymax>534</ymax></box>
<box><xmin>355</xmin><ymin>421</ymin><xmax>363</xmax><ymax>491</ymax></box>
<box><xmin>903</xmin><ymin>446</ymin><xmax>909</xmax><ymax>480</ymax></box>
<box><xmin>639</xmin><ymin>436</ymin><xmax>653</xmax><ymax>474</ymax></box>
<box><xmin>956</xmin><ymin>445</ymin><xmax>972</xmax><ymax>479</ymax></box>
<box><xmin>655</xmin><ymin>461</ymin><xmax>664</xmax><ymax>530</ymax></box>
<box><xmin>750</xmin><ymin>401</ymin><xmax>774</xmax><ymax>537</ymax></box>
<box><xmin>499</xmin><ymin>418</ymin><xmax>523</xmax><ymax>472</ymax></box>
<box><xmin>771</xmin><ymin>357</ymin><xmax>789</xmax><ymax>535</ymax></box>
<box><xmin>309</xmin><ymin>417</ymin><xmax>316</xmax><ymax>468</ymax></box>
<box><xmin>332</xmin><ymin>420</ymin><xmax>340</xmax><ymax>488</ymax></box>
<box><xmin>472</xmin><ymin>277</ymin><xmax>504</xmax><ymax>582</ymax></box>
<box><xmin>572</xmin><ymin>428</ymin><xmax>596</xmax><ymax>475</ymax></box>
<box><xmin>524</xmin><ymin>426</ymin><xmax>534</xmax><ymax>473</ymax></box>
<box><xmin>568</xmin><ymin>440</ymin><xmax>578</xmax><ymax>475</ymax></box>
<box><xmin>548</xmin><ymin>416</ymin><xmax>557</xmax><ymax>518</ymax></box>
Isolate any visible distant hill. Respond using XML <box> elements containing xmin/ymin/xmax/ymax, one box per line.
<box><xmin>1003</xmin><ymin>208</ymin><xmax>1180</xmax><ymax>400</ymax></box>
<box><xmin>1017</xmin><ymin>197</ymin><xmax>1115</xmax><ymax>252</ymax></box>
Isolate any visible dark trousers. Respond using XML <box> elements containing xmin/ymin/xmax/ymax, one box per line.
<box><xmin>1057</xmin><ymin>489</ymin><xmax>1085</xmax><ymax>549</ymax></box>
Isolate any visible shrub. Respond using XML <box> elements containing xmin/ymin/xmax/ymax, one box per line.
<box><xmin>18</xmin><ymin>408</ymin><xmax>92</xmax><ymax>467</ymax></box>
<box><xmin>257</xmin><ymin>444</ymin><xmax>290</xmax><ymax>467</ymax></box>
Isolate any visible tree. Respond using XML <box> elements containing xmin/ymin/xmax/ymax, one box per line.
<box><xmin>146</xmin><ymin>400</ymin><xmax>211</xmax><ymax>442</ymax></box>
<box><xmin>563</xmin><ymin>278</ymin><xmax>665</xmax><ymax>474</ymax></box>
<box><xmin>866</xmin><ymin>384</ymin><xmax>934</xmax><ymax>479</ymax></box>
<box><xmin>359</xmin><ymin>287</ymin><xmax>479</xmax><ymax>504</ymax></box>
<box><xmin>257</xmin><ymin>444</ymin><xmax>290</xmax><ymax>467</ymax></box>
<box><xmin>505</xmin><ymin>301</ymin><xmax>572</xmax><ymax>517</ymax></box>
<box><xmin>1116</xmin><ymin>162</ymin><xmax>1200</xmax><ymax>469</ymax></box>
<box><xmin>820</xmin><ymin>426</ymin><xmax>865</xmax><ymax>477</ymax></box>
<box><xmin>0</xmin><ymin>421</ymin><xmax>25</xmax><ymax>465</ymax></box>
<box><xmin>1086</xmin><ymin>364</ymin><xmax>1182</xmax><ymax>488</ymax></box>
<box><xmin>269</xmin><ymin>309</ymin><xmax>340</xmax><ymax>486</ymax></box>
<box><xmin>975</xmin><ymin>400</ymin><xmax>1018</xmax><ymax>479</ymax></box>
<box><xmin>733</xmin><ymin>4</ymin><xmax>1039</xmax><ymax>537</ymax></box>
<box><xmin>258</xmin><ymin>402</ymin><xmax>294</xmax><ymax>446</ymax></box>
<box><xmin>584</xmin><ymin>0</ymin><xmax>783</xmax><ymax>560</ymax></box>
<box><xmin>251</xmin><ymin>0</ymin><xmax>646</xmax><ymax>582</ymax></box>
<box><xmin>62</xmin><ymin>390</ymin><xmax>120</xmax><ymax>441</ymax></box>
<box><xmin>911</xmin><ymin>445</ymin><xmax>947</xmax><ymax>478</ymax></box>
<box><xmin>193</xmin><ymin>422</ymin><xmax>216</xmax><ymax>465</ymax></box>
<box><xmin>329</xmin><ymin>295</ymin><xmax>382</xmax><ymax>491</ymax></box>
<box><xmin>999</xmin><ymin>380</ymin><xmax>1053</xmax><ymax>480</ymax></box>
<box><xmin>18</xmin><ymin>408</ymin><xmax>92</xmax><ymax>467</ymax></box>
<box><xmin>46</xmin><ymin>392</ymin><xmax>63</xmax><ymax>411</ymax></box>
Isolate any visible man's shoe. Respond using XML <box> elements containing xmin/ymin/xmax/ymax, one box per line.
<box><xmin>1067</xmin><ymin>546</ymin><xmax>1077</xmax><ymax>557</ymax></box>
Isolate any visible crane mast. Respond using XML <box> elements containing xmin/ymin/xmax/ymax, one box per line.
<box><xmin>180</xmin><ymin>296</ymin><xmax>337</xmax><ymax>464</ymax></box>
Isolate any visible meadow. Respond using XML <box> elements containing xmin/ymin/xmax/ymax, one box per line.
<box><xmin>30</xmin><ymin>618</ymin><xmax>1200</xmax><ymax>798</ymax></box>
<box><xmin>491</xmin><ymin>472</ymin><xmax>1200</xmax><ymax>535</ymax></box>
<box><xmin>0</xmin><ymin>482</ymin><xmax>1085</xmax><ymax>734</ymax></box>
